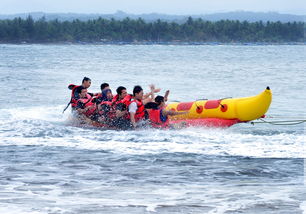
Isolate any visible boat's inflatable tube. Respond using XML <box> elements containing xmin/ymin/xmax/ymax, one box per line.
<box><xmin>166</xmin><ymin>87</ymin><xmax>272</xmax><ymax>127</ymax></box>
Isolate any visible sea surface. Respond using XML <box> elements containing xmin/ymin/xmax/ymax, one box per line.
<box><xmin>0</xmin><ymin>44</ymin><xmax>305</xmax><ymax>214</ymax></box>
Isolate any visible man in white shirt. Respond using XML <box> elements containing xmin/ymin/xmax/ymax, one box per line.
<box><xmin>129</xmin><ymin>85</ymin><xmax>145</xmax><ymax>128</ymax></box>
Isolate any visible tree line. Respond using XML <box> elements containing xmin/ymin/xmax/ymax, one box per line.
<box><xmin>0</xmin><ymin>16</ymin><xmax>304</xmax><ymax>43</ymax></box>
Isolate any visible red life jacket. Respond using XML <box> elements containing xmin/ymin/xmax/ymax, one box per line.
<box><xmin>112</xmin><ymin>94</ymin><xmax>132</xmax><ymax>106</ymax></box>
<box><xmin>112</xmin><ymin>94</ymin><xmax>119</xmax><ymax>103</ymax></box>
<box><xmin>77</xmin><ymin>94</ymin><xmax>96</xmax><ymax>117</ymax></box>
<box><xmin>122</xmin><ymin>94</ymin><xmax>132</xmax><ymax>106</ymax></box>
<box><xmin>112</xmin><ymin>94</ymin><xmax>132</xmax><ymax>120</ymax></box>
<box><xmin>99</xmin><ymin>100</ymin><xmax>116</xmax><ymax>120</ymax></box>
<box><xmin>68</xmin><ymin>84</ymin><xmax>81</xmax><ymax>108</ymax></box>
<box><xmin>95</xmin><ymin>93</ymin><xmax>102</xmax><ymax>99</ymax></box>
<box><xmin>130</xmin><ymin>99</ymin><xmax>145</xmax><ymax>122</ymax></box>
<box><xmin>148</xmin><ymin>108</ymin><xmax>169</xmax><ymax>128</ymax></box>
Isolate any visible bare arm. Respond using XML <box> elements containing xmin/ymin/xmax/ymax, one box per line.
<box><xmin>143</xmin><ymin>91</ymin><xmax>154</xmax><ymax>100</ymax></box>
<box><xmin>129</xmin><ymin>112</ymin><xmax>136</xmax><ymax>128</ymax></box>
<box><xmin>162</xmin><ymin>109</ymin><xmax>188</xmax><ymax>117</ymax></box>
<box><xmin>164</xmin><ymin>90</ymin><xmax>170</xmax><ymax>102</ymax></box>
<box><xmin>143</xmin><ymin>84</ymin><xmax>161</xmax><ymax>100</ymax></box>
<box><xmin>116</xmin><ymin>110</ymin><xmax>127</xmax><ymax>118</ymax></box>
<box><xmin>77</xmin><ymin>103</ymin><xmax>96</xmax><ymax>114</ymax></box>
<box><xmin>77</xmin><ymin>106</ymin><xmax>89</xmax><ymax>114</ymax></box>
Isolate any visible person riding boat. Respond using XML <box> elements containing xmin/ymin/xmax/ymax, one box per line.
<box><xmin>112</xmin><ymin>86</ymin><xmax>133</xmax><ymax>130</ymax></box>
<box><xmin>128</xmin><ymin>85</ymin><xmax>147</xmax><ymax>129</ymax></box>
<box><xmin>112</xmin><ymin>87</ymin><xmax>132</xmax><ymax>116</ymax></box>
<box><xmin>101</xmin><ymin>89</ymin><xmax>113</xmax><ymax>102</ymax></box>
<box><xmin>64</xmin><ymin>77</ymin><xmax>93</xmax><ymax>113</ymax></box>
<box><xmin>95</xmin><ymin>82</ymin><xmax>111</xmax><ymax>98</ymax></box>
<box><xmin>94</xmin><ymin>83</ymin><xmax>112</xmax><ymax>102</ymax></box>
<box><xmin>74</xmin><ymin>77</ymin><xmax>92</xmax><ymax>96</ymax></box>
<box><xmin>142</xmin><ymin>84</ymin><xmax>161</xmax><ymax>105</ymax></box>
<box><xmin>100</xmin><ymin>83</ymin><xmax>110</xmax><ymax>91</ymax></box>
<box><xmin>74</xmin><ymin>86</ymin><xmax>97</xmax><ymax>122</ymax></box>
<box><xmin>95</xmin><ymin>89</ymin><xmax>116</xmax><ymax>125</ymax></box>
<box><xmin>145</xmin><ymin>95</ymin><xmax>188</xmax><ymax>129</ymax></box>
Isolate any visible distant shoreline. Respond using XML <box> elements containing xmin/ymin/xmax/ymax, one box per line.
<box><xmin>1</xmin><ymin>17</ymin><xmax>304</xmax><ymax>45</ymax></box>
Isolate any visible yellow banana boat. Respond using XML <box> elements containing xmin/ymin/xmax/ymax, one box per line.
<box><xmin>166</xmin><ymin>87</ymin><xmax>272</xmax><ymax>127</ymax></box>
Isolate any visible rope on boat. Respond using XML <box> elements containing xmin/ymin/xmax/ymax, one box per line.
<box><xmin>250</xmin><ymin>118</ymin><xmax>306</xmax><ymax>126</ymax></box>
<box><xmin>265</xmin><ymin>115</ymin><xmax>306</xmax><ymax>119</ymax></box>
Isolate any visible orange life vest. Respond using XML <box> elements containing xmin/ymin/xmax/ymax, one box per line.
<box><xmin>77</xmin><ymin>94</ymin><xmax>96</xmax><ymax>117</ymax></box>
<box><xmin>99</xmin><ymin>100</ymin><xmax>116</xmax><ymax>120</ymax></box>
<box><xmin>68</xmin><ymin>84</ymin><xmax>81</xmax><ymax>108</ymax></box>
<box><xmin>148</xmin><ymin>108</ymin><xmax>169</xmax><ymax>128</ymax></box>
<box><xmin>112</xmin><ymin>94</ymin><xmax>132</xmax><ymax>106</ymax></box>
<box><xmin>130</xmin><ymin>99</ymin><xmax>145</xmax><ymax>122</ymax></box>
<box><xmin>112</xmin><ymin>94</ymin><xmax>132</xmax><ymax>120</ymax></box>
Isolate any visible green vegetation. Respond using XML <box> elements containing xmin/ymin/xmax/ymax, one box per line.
<box><xmin>0</xmin><ymin>16</ymin><xmax>304</xmax><ymax>43</ymax></box>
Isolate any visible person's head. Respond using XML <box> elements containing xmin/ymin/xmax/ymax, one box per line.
<box><xmin>116</xmin><ymin>86</ymin><xmax>127</xmax><ymax>99</ymax></box>
<box><xmin>102</xmin><ymin>89</ymin><xmax>113</xmax><ymax>101</ymax></box>
<box><xmin>133</xmin><ymin>85</ymin><xmax>143</xmax><ymax>100</ymax></box>
<box><xmin>76</xmin><ymin>86</ymin><xmax>87</xmax><ymax>98</ymax></box>
<box><xmin>82</xmin><ymin>77</ymin><xmax>91</xmax><ymax>89</ymax></box>
<box><xmin>144</xmin><ymin>102</ymin><xmax>158</xmax><ymax>110</ymax></box>
<box><xmin>155</xmin><ymin>95</ymin><xmax>165</xmax><ymax>107</ymax></box>
<box><xmin>100</xmin><ymin>83</ymin><xmax>110</xmax><ymax>91</ymax></box>
<box><xmin>106</xmin><ymin>89</ymin><xmax>113</xmax><ymax>100</ymax></box>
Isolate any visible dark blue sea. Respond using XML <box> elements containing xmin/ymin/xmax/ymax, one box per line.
<box><xmin>0</xmin><ymin>44</ymin><xmax>305</xmax><ymax>213</ymax></box>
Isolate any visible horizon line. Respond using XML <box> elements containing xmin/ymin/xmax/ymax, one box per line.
<box><xmin>0</xmin><ymin>10</ymin><xmax>305</xmax><ymax>16</ymax></box>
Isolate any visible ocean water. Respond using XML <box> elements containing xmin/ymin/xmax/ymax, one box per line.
<box><xmin>0</xmin><ymin>44</ymin><xmax>305</xmax><ymax>214</ymax></box>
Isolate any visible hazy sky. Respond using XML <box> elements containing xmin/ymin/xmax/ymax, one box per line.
<box><xmin>1</xmin><ymin>0</ymin><xmax>306</xmax><ymax>15</ymax></box>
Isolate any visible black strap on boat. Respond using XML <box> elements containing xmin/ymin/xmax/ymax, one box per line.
<box><xmin>217</xmin><ymin>97</ymin><xmax>232</xmax><ymax>109</ymax></box>
<box><xmin>219</xmin><ymin>97</ymin><xmax>232</xmax><ymax>100</ymax></box>
<box><xmin>62</xmin><ymin>99</ymin><xmax>72</xmax><ymax>113</ymax></box>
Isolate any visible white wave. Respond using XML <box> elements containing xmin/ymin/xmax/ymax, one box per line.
<box><xmin>1</xmin><ymin>105</ymin><xmax>68</xmax><ymax>123</ymax></box>
<box><xmin>0</xmin><ymin>105</ymin><xmax>305</xmax><ymax>158</ymax></box>
<box><xmin>0</xmin><ymin>206</ymin><xmax>47</xmax><ymax>214</ymax></box>
<box><xmin>0</xmin><ymin>127</ymin><xmax>305</xmax><ymax>158</ymax></box>
<box><xmin>301</xmin><ymin>201</ymin><xmax>306</xmax><ymax>214</ymax></box>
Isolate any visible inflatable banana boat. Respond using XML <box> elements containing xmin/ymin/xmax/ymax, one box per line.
<box><xmin>166</xmin><ymin>87</ymin><xmax>272</xmax><ymax>127</ymax></box>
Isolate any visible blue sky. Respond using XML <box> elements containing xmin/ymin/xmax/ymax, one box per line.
<box><xmin>1</xmin><ymin>0</ymin><xmax>306</xmax><ymax>15</ymax></box>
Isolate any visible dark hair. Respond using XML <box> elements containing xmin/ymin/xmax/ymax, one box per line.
<box><xmin>144</xmin><ymin>102</ymin><xmax>158</xmax><ymax>109</ymax></box>
<box><xmin>116</xmin><ymin>86</ymin><xmax>126</xmax><ymax>95</ymax></box>
<box><xmin>100</xmin><ymin>83</ymin><xmax>109</xmax><ymax>91</ymax></box>
<box><xmin>82</xmin><ymin>77</ymin><xmax>91</xmax><ymax>83</ymax></box>
<box><xmin>75</xmin><ymin>86</ymin><xmax>85</xmax><ymax>94</ymax></box>
<box><xmin>133</xmin><ymin>85</ymin><xmax>143</xmax><ymax>96</ymax></box>
<box><xmin>155</xmin><ymin>96</ymin><xmax>164</xmax><ymax>105</ymax></box>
